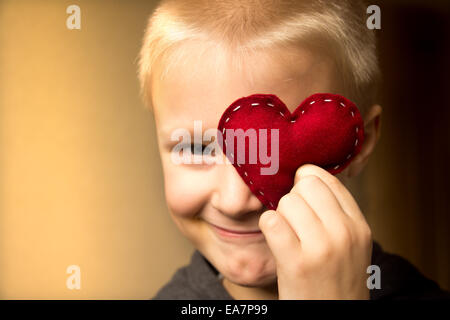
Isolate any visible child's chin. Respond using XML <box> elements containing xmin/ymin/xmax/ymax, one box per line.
<box><xmin>225</xmin><ymin>272</ymin><xmax>277</xmax><ymax>288</ymax></box>
<box><xmin>221</xmin><ymin>260</ymin><xmax>277</xmax><ymax>287</ymax></box>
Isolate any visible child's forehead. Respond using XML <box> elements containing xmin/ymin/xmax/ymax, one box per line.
<box><xmin>152</xmin><ymin>43</ymin><xmax>337</xmax><ymax>132</ymax></box>
<box><xmin>156</xmin><ymin>42</ymin><xmax>325</xmax><ymax>86</ymax></box>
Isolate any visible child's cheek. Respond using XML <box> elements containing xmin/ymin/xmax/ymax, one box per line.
<box><xmin>164</xmin><ymin>166</ymin><xmax>213</xmax><ymax>219</ymax></box>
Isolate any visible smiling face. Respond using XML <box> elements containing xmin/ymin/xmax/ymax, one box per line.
<box><xmin>150</xmin><ymin>42</ymin><xmax>340</xmax><ymax>289</ymax></box>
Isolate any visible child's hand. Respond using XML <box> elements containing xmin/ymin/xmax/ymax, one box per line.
<box><xmin>258</xmin><ymin>164</ymin><xmax>373</xmax><ymax>299</ymax></box>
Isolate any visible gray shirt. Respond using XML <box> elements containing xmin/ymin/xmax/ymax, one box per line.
<box><xmin>152</xmin><ymin>241</ymin><xmax>450</xmax><ymax>300</ymax></box>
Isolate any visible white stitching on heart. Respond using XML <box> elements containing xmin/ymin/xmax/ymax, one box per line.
<box><xmin>259</xmin><ymin>190</ymin><xmax>265</xmax><ymax>196</ymax></box>
<box><xmin>225</xmin><ymin>117</ymin><xmax>230</xmax><ymax>123</ymax></box>
<box><xmin>324</xmin><ymin>99</ymin><xmax>332</xmax><ymax>102</ymax></box>
<box><xmin>291</xmin><ymin>120</ymin><xmax>296</xmax><ymax>123</ymax></box>
<box><xmin>279</xmin><ymin>111</ymin><xmax>285</xmax><ymax>117</ymax></box>
<box><xmin>251</xmin><ymin>103</ymin><xmax>259</xmax><ymax>106</ymax></box>
<box><xmin>310</xmin><ymin>100</ymin><xmax>316</xmax><ymax>105</ymax></box>
<box><xmin>233</xmin><ymin>105</ymin><xmax>241</xmax><ymax>111</ymax></box>
<box><xmin>269</xmin><ymin>201</ymin><xmax>274</xmax><ymax>207</ymax></box>
<box><xmin>340</xmin><ymin>102</ymin><xmax>346</xmax><ymax>107</ymax></box>
<box><xmin>334</xmin><ymin>165</ymin><xmax>340</xmax><ymax>169</ymax></box>
<box><xmin>351</xmin><ymin>111</ymin><xmax>355</xmax><ymax>117</ymax></box>
<box><xmin>267</xmin><ymin>103</ymin><xmax>274</xmax><ymax>107</ymax></box>
<box><xmin>346</xmin><ymin>154</ymin><xmax>352</xmax><ymax>159</ymax></box>
<box><xmin>249</xmin><ymin>180</ymin><xmax>253</xmax><ymax>184</ymax></box>
<box><xmin>244</xmin><ymin>171</ymin><xmax>248</xmax><ymax>177</ymax></box>
<box><xmin>355</xmin><ymin>138</ymin><xmax>358</xmax><ymax>146</ymax></box>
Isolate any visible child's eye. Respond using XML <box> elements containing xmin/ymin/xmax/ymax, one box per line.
<box><xmin>190</xmin><ymin>143</ymin><xmax>216</xmax><ymax>157</ymax></box>
<box><xmin>173</xmin><ymin>143</ymin><xmax>217</xmax><ymax>165</ymax></box>
<box><xmin>190</xmin><ymin>143</ymin><xmax>205</xmax><ymax>155</ymax></box>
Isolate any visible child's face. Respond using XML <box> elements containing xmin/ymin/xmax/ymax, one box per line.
<box><xmin>151</xmin><ymin>44</ymin><xmax>339</xmax><ymax>287</ymax></box>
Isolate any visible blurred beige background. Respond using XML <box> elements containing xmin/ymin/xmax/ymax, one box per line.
<box><xmin>1</xmin><ymin>0</ymin><xmax>449</xmax><ymax>299</ymax></box>
<box><xmin>0</xmin><ymin>0</ymin><xmax>194</xmax><ymax>299</ymax></box>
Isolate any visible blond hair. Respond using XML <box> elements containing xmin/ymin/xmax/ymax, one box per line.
<box><xmin>137</xmin><ymin>0</ymin><xmax>380</xmax><ymax>114</ymax></box>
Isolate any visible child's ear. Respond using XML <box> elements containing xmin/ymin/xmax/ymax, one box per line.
<box><xmin>342</xmin><ymin>104</ymin><xmax>382</xmax><ymax>178</ymax></box>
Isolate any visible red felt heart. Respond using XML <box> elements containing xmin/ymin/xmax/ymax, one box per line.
<box><xmin>217</xmin><ymin>93</ymin><xmax>364</xmax><ymax>210</ymax></box>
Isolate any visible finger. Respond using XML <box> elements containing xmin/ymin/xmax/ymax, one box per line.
<box><xmin>294</xmin><ymin>164</ymin><xmax>365</xmax><ymax>224</ymax></box>
<box><xmin>276</xmin><ymin>192</ymin><xmax>326</xmax><ymax>249</ymax></box>
<box><xmin>291</xmin><ymin>173</ymin><xmax>351</xmax><ymax>235</ymax></box>
<box><xmin>259</xmin><ymin>210</ymin><xmax>301</xmax><ymax>267</ymax></box>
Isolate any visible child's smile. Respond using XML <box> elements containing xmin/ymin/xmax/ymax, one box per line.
<box><xmin>203</xmin><ymin>218</ymin><xmax>265</xmax><ymax>244</ymax></box>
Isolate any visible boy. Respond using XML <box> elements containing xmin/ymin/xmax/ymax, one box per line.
<box><xmin>138</xmin><ymin>0</ymin><xmax>450</xmax><ymax>299</ymax></box>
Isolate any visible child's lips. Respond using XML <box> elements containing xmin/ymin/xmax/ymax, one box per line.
<box><xmin>205</xmin><ymin>221</ymin><xmax>264</xmax><ymax>239</ymax></box>
<box><xmin>213</xmin><ymin>224</ymin><xmax>262</xmax><ymax>234</ymax></box>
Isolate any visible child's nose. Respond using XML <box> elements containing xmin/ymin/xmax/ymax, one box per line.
<box><xmin>210</xmin><ymin>157</ymin><xmax>263</xmax><ymax>217</ymax></box>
